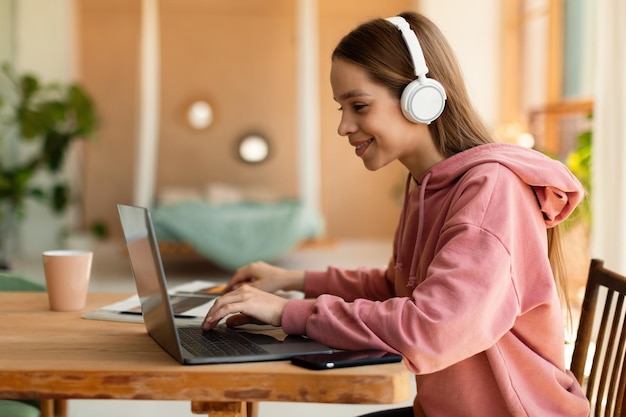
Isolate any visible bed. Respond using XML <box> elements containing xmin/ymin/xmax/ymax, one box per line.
<box><xmin>150</xmin><ymin>184</ymin><xmax>323</xmax><ymax>271</ymax></box>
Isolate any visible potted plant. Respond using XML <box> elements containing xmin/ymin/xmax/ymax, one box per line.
<box><xmin>0</xmin><ymin>63</ymin><xmax>98</xmax><ymax>269</ymax></box>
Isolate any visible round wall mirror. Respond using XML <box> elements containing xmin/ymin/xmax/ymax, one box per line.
<box><xmin>187</xmin><ymin>100</ymin><xmax>213</xmax><ymax>130</ymax></box>
<box><xmin>237</xmin><ymin>134</ymin><xmax>270</xmax><ymax>164</ymax></box>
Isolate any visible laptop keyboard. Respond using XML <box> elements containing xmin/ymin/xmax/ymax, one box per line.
<box><xmin>178</xmin><ymin>326</ymin><xmax>267</xmax><ymax>357</ymax></box>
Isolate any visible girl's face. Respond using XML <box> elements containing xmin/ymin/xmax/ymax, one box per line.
<box><xmin>330</xmin><ymin>59</ymin><xmax>443</xmax><ymax>177</ymax></box>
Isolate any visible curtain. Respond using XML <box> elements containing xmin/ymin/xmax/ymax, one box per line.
<box><xmin>590</xmin><ymin>0</ymin><xmax>626</xmax><ymax>273</ymax></box>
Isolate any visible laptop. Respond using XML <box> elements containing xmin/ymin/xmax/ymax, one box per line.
<box><xmin>117</xmin><ymin>204</ymin><xmax>333</xmax><ymax>365</ymax></box>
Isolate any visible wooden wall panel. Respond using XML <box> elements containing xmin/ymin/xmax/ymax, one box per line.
<box><xmin>78</xmin><ymin>0</ymin><xmax>141</xmax><ymax>234</ymax></box>
<box><xmin>157</xmin><ymin>0</ymin><xmax>297</xmax><ymax>196</ymax></box>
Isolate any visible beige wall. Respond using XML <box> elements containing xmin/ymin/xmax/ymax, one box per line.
<box><xmin>79</xmin><ymin>0</ymin><xmax>142</xmax><ymax>236</ymax></box>
<box><xmin>79</xmin><ymin>0</ymin><xmax>411</xmax><ymax>240</ymax></box>
<box><xmin>0</xmin><ymin>0</ymin><xmax>13</xmax><ymax>62</ymax></box>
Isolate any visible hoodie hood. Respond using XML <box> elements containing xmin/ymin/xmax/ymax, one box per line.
<box><xmin>417</xmin><ymin>143</ymin><xmax>584</xmax><ymax>226</ymax></box>
<box><xmin>396</xmin><ymin>143</ymin><xmax>585</xmax><ymax>287</ymax></box>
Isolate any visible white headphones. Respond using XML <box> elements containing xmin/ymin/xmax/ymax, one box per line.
<box><xmin>386</xmin><ymin>16</ymin><xmax>446</xmax><ymax>124</ymax></box>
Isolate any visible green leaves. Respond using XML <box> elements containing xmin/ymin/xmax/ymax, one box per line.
<box><xmin>43</xmin><ymin>130</ymin><xmax>72</xmax><ymax>172</ymax></box>
<box><xmin>0</xmin><ymin>63</ymin><xmax>98</xmax><ymax>215</ymax></box>
<box><xmin>0</xmin><ymin>165</ymin><xmax>37</xmax><ymax>208</ymax></box>
<box><xmin>566</xmin><ymin>128</ymin><xmax>591</xmax><ymax>192</ymax></box>
<box><xmin>67</xmin><ymin>85</ymin><xmax>98</xmax><ymax>136</ymax></box>
<box><xmin>51</xmin><ymin>183</ymin><xmax>69</xmax><ymax>213</ymax></box>
<box><xmin>564</xmin><ymin>114</ymin><xmax>593</xmax><ymax>227</ymax></box>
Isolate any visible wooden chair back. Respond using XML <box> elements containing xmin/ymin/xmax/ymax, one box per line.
<box><xmin>571</xmin><ymin>259</ymin><xmax>626</xmax><ymax>416</ymax></box>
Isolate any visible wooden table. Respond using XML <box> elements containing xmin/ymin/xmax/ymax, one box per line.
<box><xmin>0</xmin><ymin>292</ymin><xmax>412</xmax><ymax>417</ymax></box>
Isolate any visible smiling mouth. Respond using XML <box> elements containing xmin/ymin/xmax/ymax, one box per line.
<box><xmin>354</xmin><ymin>138</ymin><xmax>374</xmax><ymax>156</ymax></box>
<box><xmin>355</xmin><ymin>139</ymin><xmax>373</xmax><ymax>150</ymax></box>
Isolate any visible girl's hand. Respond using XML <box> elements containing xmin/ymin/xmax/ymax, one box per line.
<box><xmin>225</xmin><ymin>261</ymin><xmax>305</xmax><ymax>293</ymax></box>
<box><xmin>202</xmin><ymin>285</ymin><xmax>289</xmax><ymax>331</ymax></box>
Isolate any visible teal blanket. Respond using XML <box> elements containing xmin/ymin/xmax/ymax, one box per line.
<box><xmin>152</xmin><ymin>200</ymin><xmax>323</xmax><ymax>270</ymax></box>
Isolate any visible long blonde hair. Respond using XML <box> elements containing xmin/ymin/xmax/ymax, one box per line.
<box><xmin>333</xmin><ymin>11</ymin><xmax>571</xmax><ymax>318</ymax></box>
<box><xmin>547</xmin><ymin>226</ymin><xmax>573</xmax><ymax>330</ymax></box>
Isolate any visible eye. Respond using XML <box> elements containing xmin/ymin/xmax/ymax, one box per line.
<box><xmin>352</xmin><ymin>103</ymin><xmax>368</xmax><ymax>112</ymax></box>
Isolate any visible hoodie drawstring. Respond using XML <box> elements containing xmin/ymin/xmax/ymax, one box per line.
<box><xmin>395</xmin><ymin>171</ymin><xmax>432</xmax><ymax>289</ymax></box>
<box><xmin>394</xmin><ymin>173</ymin><xmax>413</xmax><ymax>272</ymax></box>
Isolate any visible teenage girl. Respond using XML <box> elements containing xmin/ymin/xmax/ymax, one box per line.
<box><xmin>203</xmin><ymin>11</ymin><xmax>589</xmax><ymax>417</ymax></box>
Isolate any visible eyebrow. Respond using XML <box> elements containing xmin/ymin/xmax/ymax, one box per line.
<box><xmin>335</xmin><ymin>89</ymin><xmax>371</xmax><ymax>102</ymax></box>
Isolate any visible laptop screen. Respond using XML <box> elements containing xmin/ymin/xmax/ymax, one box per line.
<box><xmin>117</xmin><ymin>204</ymin><xmax>184</xmax><ymax>362</ymax></box>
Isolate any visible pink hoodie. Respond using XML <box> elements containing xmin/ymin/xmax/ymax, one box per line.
<box><xmin>282</xmin><ymin>143</ymin><xmax>590</xmax><ymax>416</ymax></box>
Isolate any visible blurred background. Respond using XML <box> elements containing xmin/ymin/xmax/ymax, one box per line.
<box><xmin>4</xmin><ymin>2</ymin><xmax>626</xmax><ymax>416</ymax></box>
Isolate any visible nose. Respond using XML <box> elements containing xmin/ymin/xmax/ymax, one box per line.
<box><xmin>337</xmin><ymin>113</ymin><xmax>357</xmax><ymax>137</ymax></box>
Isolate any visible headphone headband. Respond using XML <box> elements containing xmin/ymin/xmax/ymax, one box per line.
<box><xmin>385</xmin><ymin>16</ymin><xmax>428</xmax><ymax>79</ymax></box>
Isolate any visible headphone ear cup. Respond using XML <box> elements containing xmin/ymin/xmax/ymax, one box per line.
<box><xmin>400</xmin><ymin>78</ymin><xmax>447</xmax><ymax>124</ymax></box>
